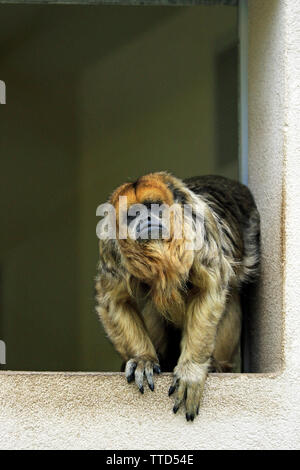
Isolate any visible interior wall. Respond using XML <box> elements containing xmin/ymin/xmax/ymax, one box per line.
<box><xmin>79</xmin><ymin>7</ymin><xmax>238</xmax><ymax>370</ymax></box>
<box><xmin>0</xmin><ymin>75</ymin><xmax>80</xmax><ymax>371</ymax></box>
<box><xmin>0</xmin><ymin>5</ymin><xmax>238</xmax><ymax>371</ymax></box>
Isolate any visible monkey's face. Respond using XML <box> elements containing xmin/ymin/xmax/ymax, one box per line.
<box><xmin>107</xmin><ymin>172</ymin><xmax>195</xmax><ymax>292</ymax></box>
<box><xmin>112</xmin><ymin>173</ymin><xmax>179</xmax><ymax>244</ymax></box>
<box><xmin>109</xmin><ymin>172</ymin><xmax>194</xmax><ymax>285</ymax></box>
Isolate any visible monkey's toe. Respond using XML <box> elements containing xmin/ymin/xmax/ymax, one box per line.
<box><xmin>125</xmin><ymin>357</ymin><xmax>160</xmax><ymax>394</ymax></box>
<box><xmin>125</xmin><ymin>359</ymin><xmax>137</xmax><ymax>383</ymax></box>
<box><xmin>186</xmin><ymin>413</ymin><xmax>195</xmax><ymax>422</ymax></box>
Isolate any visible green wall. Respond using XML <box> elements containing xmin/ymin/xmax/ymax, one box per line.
<box><xmin>0</xmin><ymin>5</ymin><xmax>237</xmax><ymax>371</ymax></box>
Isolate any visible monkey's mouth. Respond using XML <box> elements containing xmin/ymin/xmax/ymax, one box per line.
<box><xmin>135</xmin><ymin>220</ymin><xmax>168</xmax><ymax>241</ymax></box>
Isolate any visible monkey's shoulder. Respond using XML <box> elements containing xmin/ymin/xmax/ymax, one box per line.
<box><xmin>183</xmin><ymin>175</ymin><xmax>258</xmax><ymax>227</ymax></box>
<box><xmin>98</xmin><ymin>239</ymin><xmax>123</xmax><ymax>278</ymax></box>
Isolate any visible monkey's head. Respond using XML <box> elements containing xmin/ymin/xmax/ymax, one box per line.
<box><xmin>111</xmin><ymin>172</ymin><xmax>178</xmax><ymax>241</ymax></box>
<box><xmin>108</xmin><ymin>172</ymin><xmax>200</xmax><ymax>306</ymax></box>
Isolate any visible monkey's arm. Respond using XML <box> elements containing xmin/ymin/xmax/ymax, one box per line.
<box><xmin>169</xmin><ymin>281</ymin><xmax>227</xmax><ymax>420</ymax></box>
<box><xmin>96</xmin><ymin>281</ymin><xmax>160</xmax><ymax>392</ymax></box>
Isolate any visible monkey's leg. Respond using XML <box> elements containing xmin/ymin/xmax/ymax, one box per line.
<box><xmin>97</xmin><ymin>289</ymin><xmax>160</xmax><ymax>393</ymax></box>
<box><xmin>169</xmin><ymin>288</ymin><xmax>227</xmax><ymax>421</ymax></box>
<box><xmin>141</xmin><ymin>301</ymin><xmax>168</xmax><ymax>361</ymax></box>
<box><xmin>213</xmin><ymin>290</ymin><xmax>242</xmax><ymax>372</ymax></box>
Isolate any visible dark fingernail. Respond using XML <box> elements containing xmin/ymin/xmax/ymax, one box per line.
<box><xmin>196</xmin><ymin>406</ymin><xmax>199</xmax><ymax>415</ymax></box>
<box><xmin>168</xmin><ymin>386</ymin><xmax>175</xmax><ymax>396</ymax></box>
<box><xmin>154</xmin><ymin>365</ymin><xmax>161</xmax><ymax>374</ymax></box>
<box><xmin>173</xmin><ymin>405</ymin><xmax>179</xmax><ymax>414</ymax></box>
<box><xmin>148</xmin><ymin>383</ymin><xmax>154</xmax><ymax>391</ymax></box>
<box><xmin>139</xmin><ymin>386</ymin><xmax>144</xmax><ymax>394</ymax></box>
<box><xmin>190</xmin><ymin>414</ymin><xmax>194</xmax><ymax>422</ymax></box>
<box><xmin>186</xmin><ymin>413</ymin><xmax>191</xmax><ymax>422</ymax></box>
<box><xmin>127</xmin><ymin>375</ymin><xmax>134</xmax><ymax>384</ymax></box>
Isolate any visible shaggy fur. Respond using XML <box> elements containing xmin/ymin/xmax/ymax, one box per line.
<box><xmin>95</xmin><ymin>172</ymin><xmax>260</xmax><ymax>421</ymax></box>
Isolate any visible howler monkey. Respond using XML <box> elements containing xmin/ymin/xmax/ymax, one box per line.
<box><xmin>95</xmin><ymin>172</ymin><xmax>260</xmax><ymax>421</ymax></box>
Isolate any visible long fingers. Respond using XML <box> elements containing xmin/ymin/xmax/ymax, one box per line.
<box><xmin>145</xmin><ymin>361</ymin><xmax>155</xmax><ymax>391</ymax></box>
<box><xmin>125</xmin><ymin>358</ymin><xmax>161</xmax><ymax>394</ymax></box>
<box><xmin>168</xmin><ymin>376</ymin><xmax>179</xmax><ymax>397</ymax></box>
<box><xmin>173</xmin><ymin>381</ymin><xmax>186</xmax><ymax>414</ymax></box>
<box><xmin>134</xmin><ymin>360</ymin><xmax>145</xmax><ymax>394</ymax></box>
<box><xmin>125</xmin><ymin>359</ymin><xmax>137</xmax><ymax>383</ymax></box>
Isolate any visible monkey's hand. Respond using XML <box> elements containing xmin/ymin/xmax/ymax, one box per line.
<box><xmin>125</xmin><ymin>357</ymin><xmax>161</xmax><ymax>394</ymax></box>
<box><xmin>168</xmin><ymin>360</ymin><xmax>209</xmax><ymax>421</ymax></box>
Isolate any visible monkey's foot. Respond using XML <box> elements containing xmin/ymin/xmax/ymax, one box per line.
<box><xmin>125</xmin><ymin>357</ymin><xmax>161</xmax><ymax>394</ymax></box>
<box><xmin>168</xmin><ymin>360</ymin><xmax>209</xmax><ymax>421</ymax></box>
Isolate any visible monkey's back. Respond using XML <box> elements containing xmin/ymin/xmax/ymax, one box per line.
<box><xmin>184</xmin><ymin>175</ymin><xmax>256</xmax><ymax>228</ymax></box>
<box><xmin>184</xmin><ymin>175</ymin><xmax>260</xmax><ymax>283</ymax></box>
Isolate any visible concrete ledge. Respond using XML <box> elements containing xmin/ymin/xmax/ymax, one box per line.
<box><xmin>0</xmin><ymin>370</ymin><xmax>296</xmax><ymax>449</ymax></box>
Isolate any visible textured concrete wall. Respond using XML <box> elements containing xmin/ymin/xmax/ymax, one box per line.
<box><xmin>0</xmin><ymin>0</ymin><xmax>299</xmax><ymax>450</ymax></box>
<box><xmin>248</xmin><ymin>0</ymin><xmax>285</xmax><ymax>372</ymax></box>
